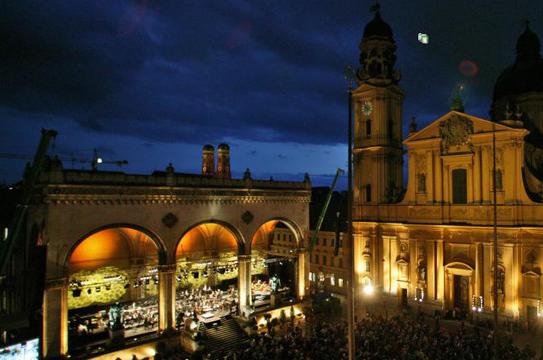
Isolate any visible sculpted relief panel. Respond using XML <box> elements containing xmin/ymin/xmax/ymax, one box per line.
<box><xmin>440</xmin><ymin>115</ymin><xmax>474</xmax><ymax>154</ymax></box>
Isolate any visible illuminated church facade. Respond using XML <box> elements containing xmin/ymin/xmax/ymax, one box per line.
<box><xmin>353</xmin><ymin>8</ymin><xmax>543</xmax><ymax>326</ymax></box>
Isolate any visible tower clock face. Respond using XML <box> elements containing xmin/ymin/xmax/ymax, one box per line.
<box><xmin>362</xmin><ymin>100</ymin><xmax>373</xmax><ymax>116</ymax></box>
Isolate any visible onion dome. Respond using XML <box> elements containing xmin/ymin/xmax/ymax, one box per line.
<box><xmin>493</xmin><ymin>24</ymin><xmax>543</xmax><ymax>102</ymax></box>
<box><xmin>218</xmin><ymin>143</ymin><xmax>230</xmax><ymax>150</ymax></box>
<box><xmin>203</xmin><ymin>144</ymin><xmax>214</xmax><ymax>151</ymax></box>
<box><xmin>363</xmin><ymin>10</ymin><xmax>393</xmax><ymax>39</ymax></box>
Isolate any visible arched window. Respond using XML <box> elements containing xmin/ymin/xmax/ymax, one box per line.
<box><xmin>366</xmin><ymin>119</ymin><xmax>372</xmax><ymax>137</ymax></box>
<box><xmin>452</xmin><ymin>168</ymin><xmax>467</xmax><ymax>204</ymax></box>
<box><xmin>365</xmin><ymin>184</ymin><xmax>372</xmax><ymax>203</ymax></box>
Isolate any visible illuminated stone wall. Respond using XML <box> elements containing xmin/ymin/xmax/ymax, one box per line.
<box><xmin>354</xmin><ymin>110</ymin><xmax>543</xmax><ymax>323</ymax></box>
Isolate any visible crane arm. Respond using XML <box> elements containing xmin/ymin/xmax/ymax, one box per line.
<box><xmin>309</xmin><ymin>168</ymin><xmax>344</xmax><ymax>252</ymax></box>
<box><xmin>0</xmin><ymin>129</ymin><xmax>57</xmax><ymax>275</ymax></box>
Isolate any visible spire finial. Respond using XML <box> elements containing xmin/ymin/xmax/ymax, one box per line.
<box><xmin>450</xmin><ymin>84</ymin><xmax>465</xmax><ymax>112</ymax></box>
<box><xmin>370</xmin><ymin>1</ymin><xmax>380</xmax><ymax>13</ymax></box>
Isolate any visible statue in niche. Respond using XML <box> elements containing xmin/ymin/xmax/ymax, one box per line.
<box><xmin>417</xmin><ymin>261</ymin><xmax>427</xmax><ymax>282</ymax></box>
<box><xmin>417</xmin><ymin>173</ymin><xmax>426</xmax><ymax>193</ymax></box>
<box><xmin>497</xmin><ymin>267</ymin><xmax>505</xmax><ymax>294</ymax></box>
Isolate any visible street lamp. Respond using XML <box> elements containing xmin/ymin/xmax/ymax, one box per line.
<box><xmin>344</xmin><ymin>65</ymin><xmax>356</xmax><ymax>360</ymax></box>
<box><xmin>363</xmin><ymin>282</ymin><xmax>374</xmax><ymax>296</ymax></box>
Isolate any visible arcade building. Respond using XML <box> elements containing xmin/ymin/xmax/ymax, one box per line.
<box><xmin>25</xmin><ymin>144</ymin><xmax>310</xmax><ymax>358</ymax></box>
<box><xmin>353</xmin><ymin>8</ymin><xmax>543</xmax><ymax>328</ymax></box>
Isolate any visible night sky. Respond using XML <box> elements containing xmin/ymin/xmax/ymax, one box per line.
<box><xmin>1</xmin><ymin>1</ymin><xmax>542</xmax><ymax>187</ymax></box>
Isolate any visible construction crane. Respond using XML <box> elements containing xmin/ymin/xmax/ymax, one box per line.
<box><xmin>0</xmin><ymin>129</ymin><xmax>57</xmax><ymax>275</ymax></box>
<box><xmin>0</xmin><ymin>148</ymin><xmax>128</xmax><ymax>171</ymax></box>
<box><xmin>89</xmin><ymin>149</ymin><xmax>128</xmax><ymax>171</ymax></box>
<box><xmin>309</xmin><ymin>168</ymin><xmax>344</xmax><ymax>252</ymax></box>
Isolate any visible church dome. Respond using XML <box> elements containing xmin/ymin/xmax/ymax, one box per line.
<box><xmin>363</xmin><ymin>11</ymin><xmax>393</xmax><ymax>39</ymax></box>
<box><xmin>493</xmin><ymin>25</ymin><xmax>543</xmax><ymax>101</ymax></box>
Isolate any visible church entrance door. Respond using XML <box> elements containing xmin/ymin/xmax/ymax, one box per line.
<box><xmin>453</xmin><ymin>275</ymin><xmax>469</xmax><ymax>315</ymax></box>
<box><xmin>399</xmin><ymin>288</ymin><xmax>408</xmax><ymax>308</ymax></box>
<box><xmin>527</xmin><ymin>306</ymin><xmax>538</xmax><ymax>331</ymax></box>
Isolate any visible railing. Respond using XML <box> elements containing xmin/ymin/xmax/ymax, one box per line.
<box><xmin>39</xmin><ymin>169</ymin><xmax>310</xmax><ymax>191</ymax></box>
<box><xmin>354</xmin><ymin>203</ymin><xmax>543</xmax><ymax>226</ymax></box>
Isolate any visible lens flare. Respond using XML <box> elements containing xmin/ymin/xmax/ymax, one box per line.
<box><xmin>459</xmin><ymin>60</ymin><xmax>479</xmax><ymax>77</ymax></box>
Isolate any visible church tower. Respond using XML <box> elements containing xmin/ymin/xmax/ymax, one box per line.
<box><xmin>353</xmin><ymin>5</ymin><xmax>404</xmax><ymax>209</ymax></box>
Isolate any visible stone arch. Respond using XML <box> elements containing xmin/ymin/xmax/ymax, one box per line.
<box><xmin>444</xmin><ymin>261</ymin><xmax>474</xmax><ymax>312</ymax></box>
<box><xmin>64</xmin><ymin>223</ymin><xmax>167</xmax><ymax>273</ymax></box>
<box><xmin>175</xmin><ymin>220</ymin><xmax>244</xmax><ymax>261</ymax></box>
<box><xmin>445</xmin><ymin>261</ymin><xmax>474</xmax><ymax>275</ymax></box>
<box><xmin>250</xmin><ymin>217</ymin><xmax>304</xmax><ymax>252</ymax></box>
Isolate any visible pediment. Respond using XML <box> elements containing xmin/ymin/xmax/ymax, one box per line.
<box><xmin>404</xmin><ymin>111</ymin><xmax>519</xmax><ymax>145</ymax></box>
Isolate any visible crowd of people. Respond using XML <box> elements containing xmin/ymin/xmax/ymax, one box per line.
<box><xmin>207</xmin><ymin>314</ymin><xmax>539</xmax><ymax>360</ymax></box>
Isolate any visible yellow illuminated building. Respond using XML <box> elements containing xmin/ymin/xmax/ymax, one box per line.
<box><xmin>353</xmin><ymin>9</ymin><xmax>543</xmax><ymax>327</ymax></box>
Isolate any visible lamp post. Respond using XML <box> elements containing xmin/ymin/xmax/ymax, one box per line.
<box><xmin>344</xmin><ymin>65</ymin><xmax>356</xmax><ymax>360</ymax></box>
<box><xmin>492</xmin><ymin>122</ymin><xmax>499</xmax><ymax>359</ymax></box>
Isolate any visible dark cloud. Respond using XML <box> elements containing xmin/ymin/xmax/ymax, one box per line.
<box><xmin>1</xmin><ymin>0</ymin><xmax>542</xmax><ymax>152</ymax></box>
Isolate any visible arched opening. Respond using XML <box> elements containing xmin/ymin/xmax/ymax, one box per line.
<box><xmin>250</xmin><ymin>219</ymin><xmax>300</xmax><ymax>311</ymax></box>
<box><xmin>174</xmin><ymin>222</ymin><xmax>241</xmax><ymax>329</ymax></box>
<box><xmin>66</xmin><ymin>227</ymin><xmax>161</xmax><ymax>353</ymax></box>
<box><xmin>444</xmin><ymin>262</ymin><xmax>474</xmax><ymax>318</ymax></box>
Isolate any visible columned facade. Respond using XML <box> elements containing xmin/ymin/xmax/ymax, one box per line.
<box><xmin>353</xmin><ymin>7</ymin><xmax>543</xmax><ymax>327</ymax></box>
<box><xmin>30</xmin><ymin>157</ymin><xmax>310</xmax><ymax>358</ymax></box>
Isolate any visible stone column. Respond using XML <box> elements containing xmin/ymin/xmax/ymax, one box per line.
<box><xmin>436</xmin><ymin>240</ymin><xmax>444</xmax><ymax>305</ymax></box>
<box><xmin>158</xmin><ymin>264</ymin><xmax>176</xmax><ymax>333</ymax></box>
<box><xmin>473</xmin><ymin>147</ymin><xmax>481</xmax><ymax>202</ymax></box>
<box><xmin>237</xmin><ymin>255</ymin><xmax>252</xmax><ymax>314</ymax></box>
<box><xmin>297</xmin><ymin>248</ymin><xmax>308</xmax><ymax>300</ymax></box>
<box><xmin>43</xmin><ymin>277</ymin><xmax>68</xmax><ymax>359</ymax></box>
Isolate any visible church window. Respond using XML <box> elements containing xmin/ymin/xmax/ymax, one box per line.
<box><xmin>417</xmin><ymin>173</ymin><xmax>426</xmax><ymax>193</ymax></box>
<box><xmin>452</xmin><ymin>168</ymin><xmax>467</xmax><ymax>204</ymax></box>
<box><xmin>365</xmin><ymin>184</ymin><xmax>372</xmax><ymax>203</ymax></box>
<box><xmin>366</xmin><ymin>119</ymin><xmax>372</xmax><ymax>136</ymax></box>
